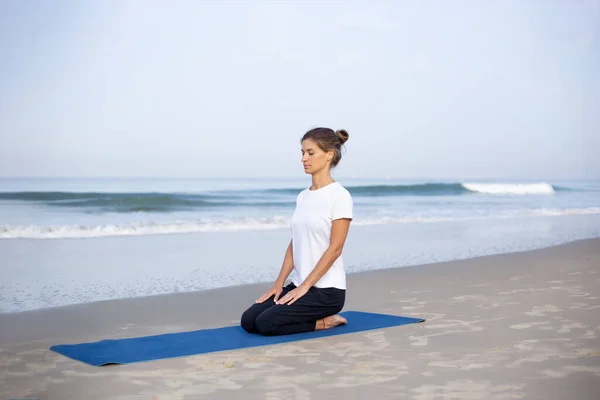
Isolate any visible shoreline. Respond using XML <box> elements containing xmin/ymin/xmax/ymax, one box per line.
<box><xmin>0</xmin><ymin>237</ymin><xmax>597</xmax><ymax>336</ymax></box>
<box><xmin>2</xmin><ymin>222</ymin><xmax>599</xmax><ymax>316</ymax></box>
<box><xmin>1</xmin><ymin>237</ymin><xmax>599</xmax><ymax>398</ymax></box>
<box><xmin>0</xmin><ymin>235</ymin><xmax>596</xmax><ymax>320</ymax></box>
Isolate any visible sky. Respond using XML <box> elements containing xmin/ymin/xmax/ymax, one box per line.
<box><xmin>0</xmin><ymin>0</ymin><xmax>598</xmax><ymax>181</ymax></box>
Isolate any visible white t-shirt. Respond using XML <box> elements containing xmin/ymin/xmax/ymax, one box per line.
<box><xmin>289</xmin><ymin>182</ymin><xmax>353</xmax><ymax>289</ymax></box>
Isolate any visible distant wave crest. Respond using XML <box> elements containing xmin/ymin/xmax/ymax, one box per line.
<box><xmin>269</xmin><ymin>183</ymin><xmax>467</xmax><ymax>196</ymax></box>
<box><xmin>0</xmin><ymin>191</ymin><xmax>294</xmax><ymax>213</ymax></box>
<box><xmin>276</xmin><ymin>182</ymin><xmax>563</xmax><ymax>197</ymax></box>
<box><xmin>344</xmin><ymin>182</ymin><xmax>561</xmax><ymax>196</ymax></box>
<box><xmin>0</xmin><ymin>182</ymin><xmax>571</xmax><ymax>214</ymax></box>
<box><xmin>461</xmin><ymin>183</ymin><xmax>556</xmax><ymax>195</ymax></box>
<box><xmin>348</xmin><ymin>183</ymin><xmax>468</xmax><ymax>196</ymax></box>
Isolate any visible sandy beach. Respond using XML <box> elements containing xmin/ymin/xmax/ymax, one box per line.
<box><xmin>1</xmin><ymin>238</ymin><xmax>599</xmax><ymax>399</ymax></box>
<box><xmin>2</xmin><ymin>0</ymin><xmax>598</xmax><ymax>398</ymax></box>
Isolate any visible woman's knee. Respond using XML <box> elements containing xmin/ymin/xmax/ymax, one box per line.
<box><xmin>254</xmin><ymin>313</ymin><xmax>278</xmax><ymax>336</ymax></box>
<box><xmin>240</xmin><ymin>307</ymin><xmax>258</xmax><ymax>333</ymax></box>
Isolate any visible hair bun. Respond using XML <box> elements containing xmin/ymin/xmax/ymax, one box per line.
<box><xmin>335</xmin><ymin>129</ymin><xmax>349</xmax><ymax>145</ymax></box>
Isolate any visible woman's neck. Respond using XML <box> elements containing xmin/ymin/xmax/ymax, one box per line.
<box><xmin>310</xmin><ymin>170</ymin><xmax>335</xmax><ymax>190</ymax></box>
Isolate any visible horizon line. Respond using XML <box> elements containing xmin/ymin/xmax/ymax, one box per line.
<box><xmin>0</xmin><ymin>175</ymin><xmax>598</xmax><ymax>182</ymax></box>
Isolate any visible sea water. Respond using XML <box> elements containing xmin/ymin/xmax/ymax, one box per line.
<box><xmin>1</xmin><ymin>177</ymin><xmax>599</xmax><ymax>313</ymax></box>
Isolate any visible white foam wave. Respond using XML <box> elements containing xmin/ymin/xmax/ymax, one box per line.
<box><xmin>0</xmin><ymin>217</ymin><xmax>291</xmax><ymax>239</ymax></box>
<box><xmin>462</xmin><ymin>182</ymin><xmax>555</xmax><ymax>195</ymax></box>
<box><xmin>2</xmin><ymin>207</ymin><xmax>600</xmax><ymax>239</ymax></box>
<box><xmin>527</xmin><ymin>207</ymin><xmax>600</xmax><ymax>217</ymax></box>
<box><xmin>352</xmin><ymin>216</ymin><xmax>455</xmax><ymax>225</ymax></box>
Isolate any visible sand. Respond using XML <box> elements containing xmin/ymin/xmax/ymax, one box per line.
<box><xmin>1</xmin><ymin>238</ymin><xmax>599</xmax><ymax>399</ymax></box>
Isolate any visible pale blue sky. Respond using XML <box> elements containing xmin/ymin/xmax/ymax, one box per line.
<box><xmin>0</xmin><ymin>0</ymin><xmax>598</xmax><ymax>180</ymax></box>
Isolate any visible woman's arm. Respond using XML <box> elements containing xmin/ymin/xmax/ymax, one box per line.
<box><xmin>274</xmin><ymin>239</ymin><xmax>294</xmax><ymax>286</ymax></box>
<box><xmin>299</xmin><ymin>218</ymin><xmax>351</xmax><ymax>288</ymax></box>
<box><xmin>276</xmin><ymin>219</ymin><xmax>351</xmax><ymax>305</ymax></box>
<box><xmin>256</xmin><ymin>239</ymin><xmax>294</xmax><ymax>303</ymax></box>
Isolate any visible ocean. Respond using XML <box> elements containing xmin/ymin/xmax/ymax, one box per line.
<box><xmin>1</xmin><ymin>177</ymin><xmax>600</xmax><ymax>313</ymax></box>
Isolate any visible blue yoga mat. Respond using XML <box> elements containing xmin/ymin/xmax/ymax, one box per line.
<box><xmin>50</xmin><ymin>311</ymin><xmax>424</xmax><ymax>366</ymax></box>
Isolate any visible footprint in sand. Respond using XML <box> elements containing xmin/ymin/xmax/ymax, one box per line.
<box><xmin>558</xmin><ymin>323</ymin><xmax>586</xmax><ymax>333</ymax></box>
<box><xmin>525</xmin><ymin>305</ymin><xmax>562</xmax><ymax>316</ymax></box>
<box><xmin>570</xmin><ymin>302</ymin><xmax>589</xmax><ymax>309</ymax></box>
<box><xmin>542</xmin><ymin>365</ymin><xmax>600</xmax><ymax>378</ymax></box>
<box><xmin>579</xmin><ymin>330</ymin><xmax>597</xmax><ymax>340</ymax></box>
<box><xmin>410</xmin><ymin>380</ymin><xmax>526</xmax><ymax>400</ymax></box>
<box><xmin>574</xmin><ymin>349</ymin><xmax>600</xmax><ymax>357</ymax></box>
<box><xmin>395</xmin><ymin>298</ymin><xmax>417</xmax><ymax>303</ymax></box>
<box><xmin>510</xmin><ymin>274</ymin><xmax>532</xmax><ymax>281</ymax></box>
<box><xmin>410</xmin><ymin>336</ymin><xmax>429</xmax><ymax>346</ymax></box>
<box><xmin>510</xmin><ymin>321</ymin><xmax>551</xmax><ymax>330</ymax></box>
<box><xmin>450</xmin><ymin>295</ymin><xmax>485</xmax><ymax>303</ymax></box>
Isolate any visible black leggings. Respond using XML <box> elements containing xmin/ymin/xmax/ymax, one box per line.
<box><xmin>241</xmin><ymin>283</ymin><xmax>346</xmax><ymax>336</ymax></box>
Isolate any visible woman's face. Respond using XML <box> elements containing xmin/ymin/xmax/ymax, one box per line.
<box><xmin>301</xmin><ymin>139</ymin><xmax>332</xmax><ymax>175</ymax></box>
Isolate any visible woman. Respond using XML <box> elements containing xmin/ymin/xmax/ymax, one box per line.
<box><xmin>240</xmin><ymin>127</ymin><xmax>353</xmax><ymax>336</ymax></box>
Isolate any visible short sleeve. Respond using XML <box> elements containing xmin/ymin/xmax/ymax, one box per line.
<box><xmin>332</xmin><ymin>188</ymin><xmax>353</xmax><ymax>221</ymax></box>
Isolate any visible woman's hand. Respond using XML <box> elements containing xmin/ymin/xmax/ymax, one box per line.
<box><xmin>276</xmin><ymin>284</ymin><xmax>309</xmax><ymax>305</ymax></box>
<box><xmin>256</xmin><ymin>285</ymin><xmax>283</xmax><ymax>304</ymax></box>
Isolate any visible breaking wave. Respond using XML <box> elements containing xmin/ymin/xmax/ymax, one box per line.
<box><xmin>2</xmin><ymin>207</ymin><xmax>599</xmax><ymax>239</ymax></box>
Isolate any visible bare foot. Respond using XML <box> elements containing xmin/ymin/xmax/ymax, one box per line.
<box><xmin>316</xmin><ymin>314</ymin><xmax>347</xmax><ymax>330</ymax></box>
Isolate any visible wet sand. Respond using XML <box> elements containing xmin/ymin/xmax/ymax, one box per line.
<box><xmin>1</xmin><ymin>238</ymin><xmax>599</xmax><ymax>399</ymax></box>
